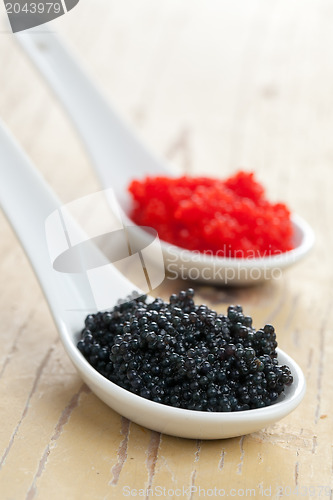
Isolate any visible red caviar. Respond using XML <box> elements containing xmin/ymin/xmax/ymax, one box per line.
<box><xmin>128</xmin><ymin>171</ymin><xmax>294</xmax><ymax>258</ymax></box>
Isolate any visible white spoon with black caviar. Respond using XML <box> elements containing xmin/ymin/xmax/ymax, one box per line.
<box><xmin>15</xmin><ymin>29</ymin><xmax>315</xmax><ymax>285</ymax></box>
<box><xmin>0</xmin><ymin>121</ymin><xmax>306</xmax><ymax>439</ymax></box>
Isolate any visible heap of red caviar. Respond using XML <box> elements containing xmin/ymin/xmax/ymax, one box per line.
<box><xmin>128</xmin><ymin>171</ymin><xmax>294</xmax><ymax>258</ymax></box>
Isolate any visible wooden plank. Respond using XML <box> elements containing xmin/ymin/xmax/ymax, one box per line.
<box><xmin>0</xmin><ymin>0</ymin><xmax>332</xmax><ymax>498</ymax></box>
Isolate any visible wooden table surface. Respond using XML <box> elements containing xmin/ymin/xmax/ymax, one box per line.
<box><xmin>0</xmin><ymin>1</ymin><xmax>332</xmax><ymax>498</ymax></box>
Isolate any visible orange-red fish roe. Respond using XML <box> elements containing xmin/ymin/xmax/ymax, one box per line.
<box><xmin>128</xmin><ymin>171</ymin><xmax>294</xmax><ymax>258</ymax></box>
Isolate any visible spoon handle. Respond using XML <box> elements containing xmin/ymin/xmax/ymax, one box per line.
<box><xmin>15</xmin><ymin>28</ymin><xmax>168</xmax><ymax>199</ymax></box>
<box><xmin>0</xmin><ymin>121</ymin><xmax>86</xmax><ymax>315</ymax></box>
<box><xmin>0</xmin><ymin>121</ymin><xmax>138</xmax><ymax>327</ymax></box>
<box><xmin>0</xmin><ymin>122</ymin><xmax>58</xmax><ymax>281</ymax></box>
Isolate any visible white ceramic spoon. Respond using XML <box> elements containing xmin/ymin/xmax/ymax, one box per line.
<box><xmin>15</xmin><ymin>28</ymin><xmax>315</xmax><ymax>285</ymax></box>
<box><xmin>0</xmin><ymin>122</ymin><xmax>306</xmax><ymax>439</ymax></box>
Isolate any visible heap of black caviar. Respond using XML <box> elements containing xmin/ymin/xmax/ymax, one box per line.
<box><xmin>77</xmin><ymin>289</ymin><xmax>293</xmax><ymax>412</ymax></box>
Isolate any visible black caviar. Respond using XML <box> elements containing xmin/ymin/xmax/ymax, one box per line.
<box><xmin>77</xmin><ymin>289</ymin><xmax>293</xmax><ymax>412</ymax></box>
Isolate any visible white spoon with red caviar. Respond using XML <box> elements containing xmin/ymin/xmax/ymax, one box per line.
<box><xmin>15</xmin><ymin>29</ymin><xmax>315</xmax><ymax>285</ymax></box>
<box><xmin>0</xmin><ymin>121</ymin><xmax>306</xmax><ymax>439</ymax></box>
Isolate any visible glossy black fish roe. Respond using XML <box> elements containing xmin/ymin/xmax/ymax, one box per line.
<box><xmin>77</xmin><ymin>289</ymin><xmax>293</xmax><ymax>412</ymax></box>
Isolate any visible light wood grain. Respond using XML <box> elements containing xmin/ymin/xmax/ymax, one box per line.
<box><xmin>0</xmin><ymin>0</ymin><xmax>332</xmax><ymax>498</ymax></box>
